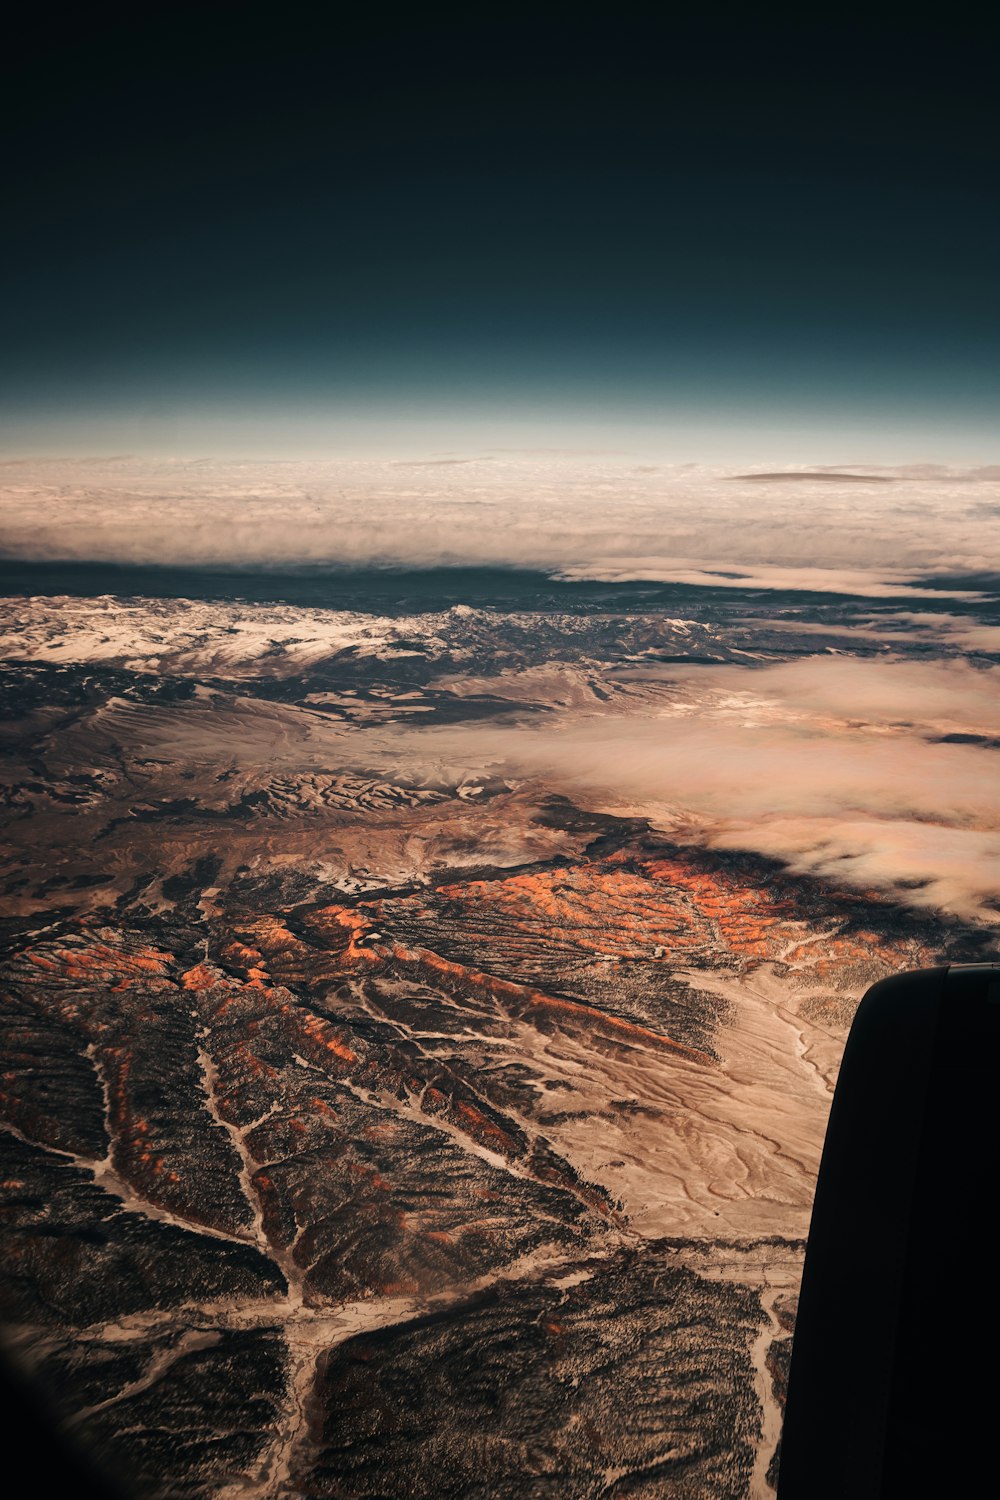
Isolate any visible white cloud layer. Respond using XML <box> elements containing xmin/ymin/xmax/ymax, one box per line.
<box><xmin>380</xmin><ymin>655</ymin><xmax>1000</xmax><ymax>921</ymax></box>
<box><xmin>0</xmin><ymin>455</ymin><xmax>997</xmax><ymax>588</ymax></box>
<box><xmin>735</xmin><ymin>611</ymin><xmax>1000</xmax><ymax>655</ymax></box>
<box><xmin>554</xmin><ymin>559</ymin><xmax>982</xmax><ymax>598</ymax></box>
<box><xmin>627</xmin><ymin>656</ymin><xmax>1000</xmax><ymax>736</ymax></box>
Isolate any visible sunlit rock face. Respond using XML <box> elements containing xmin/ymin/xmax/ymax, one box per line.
<box><xmin>0</xmin><ymin>525</ymin><xmax>996</xmax><ymax>1497</ymax></box>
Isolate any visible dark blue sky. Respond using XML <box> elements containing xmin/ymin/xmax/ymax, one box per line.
<box><xmin>3</xmin><ymin>8</ymin><xmax>998</xmax><ymax>457</ymax></box>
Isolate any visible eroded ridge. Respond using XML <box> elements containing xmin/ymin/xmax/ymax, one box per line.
<box><xmin>0</xmin><ymin>793</ymin><xmax>982</xmax><ymax>1495</ymax></box>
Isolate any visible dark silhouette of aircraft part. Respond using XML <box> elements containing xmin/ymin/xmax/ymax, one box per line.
<box><xmin>778</xmin><ymin>963</ymin><xmax>1000</xmax><ymax>1498</ymax></box>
